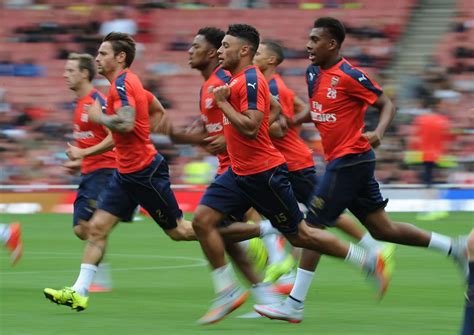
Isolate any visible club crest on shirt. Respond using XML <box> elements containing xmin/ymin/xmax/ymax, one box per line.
<box><xmin>207</xmin><ymin>85</ymin><xmax>214</xmax><ymax>93</ymax></box>
<box><xmin>331</xmin><ymin>76</ymin><xmax>339</xmax><ymax>87</ymax></box>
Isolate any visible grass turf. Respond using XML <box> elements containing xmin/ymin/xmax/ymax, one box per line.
<box><xmin>0</xmin><ymin>212</ymin><xmax>471</xmax><ymax>335</ymax></box>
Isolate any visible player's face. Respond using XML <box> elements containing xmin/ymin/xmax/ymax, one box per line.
<box><xmin>306</xmin><ymin>27</ymin><xmax>333</xmax><ymax>66</ymax></box>
<box><xmin>217</xmin><ymin>35</ymin><xmax>242</xmax><ymax>72</ymax></box>
<box><xmin>63</xmin><ymin>60</ymin><xmax>85</xmax><ymax>91</ymax></box>
<box><xmin>253</xmin><ymin>44</ymin><xmax>270</xmax><ymax>72</ymax></box>
<box><xmin>96</xmin><ymin>41</ymin><xmax>118</xmax><ymax>76</ymax></box>
<box><xmin>188</xmin><ymin>35</ymin><xmax>213</xmax><ymax>70</ymax></box>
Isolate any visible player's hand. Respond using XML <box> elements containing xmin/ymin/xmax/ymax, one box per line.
<box><xmin>66</xmin><ymin>142</ymin><xmax>85</xmax><ymax>160</ymax></box>
<box><xmin>203</xmin><ymin>134</ymin><xmax>226</xmax><ymax>154</ymax></box>
<box><xmin>363</xmin><ymin>131</ymin><xmax>382</xmax><ymax>148</ymax></box>
<box><xmin>213</xmin><ymin>85</ymin><xmax>230</xmax><ymax>103</ymax></box>
<box><xmin>278</xmin><ymin>114</ymin><xmax>289</xmax><ymax>134</ymax></box>
<box><xmin>63</xmin><ymin>159</ymin><xmax>82</xmax><ymax>175</ymax></box>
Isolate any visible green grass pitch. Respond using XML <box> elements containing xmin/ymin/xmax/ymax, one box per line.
<box><xmin>0</xmin><ymin>212</ymin><xmax>471</xmax><ymax>335</ymax></box>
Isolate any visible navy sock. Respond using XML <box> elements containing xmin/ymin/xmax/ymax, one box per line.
<box><xmin>461</xmin><ymin>262</ymin><xmax>474</xmax><ymax>335</ymax></box>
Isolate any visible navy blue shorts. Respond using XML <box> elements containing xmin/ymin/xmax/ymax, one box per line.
<box><xmin>73</xmin><ymin>168</ymin><xmax>115</xmax><ymax>226</ymax></box>
<box><xmin>306</xmin><ymin>150</ymin><xmax>388</xmax><ymax>227</ymax></box>
<box><xmin>288</xmin><ymin>166</ymin><xmax>318</xmax><ymax>208</ymax></box>
<box><xmin>98</xmin><ymin>154</ymin><xmax>182</xmax><ymax>230</ymax></box>
<box><xmin>200</xmin><ymin>164</ymin><xmax>304</xmax><ymax>235</ymax></box>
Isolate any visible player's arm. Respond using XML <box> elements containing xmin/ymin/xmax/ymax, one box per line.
<box><xmin>65</xmin><ymin>131</ymin><xmax>115</xmax><ymax>161</ymax></box>
<box><xmin>269</xmin><ymin>95</ymin><xmax>281</xmax><ymax>124</ymax></box>
<box><xmin>292</xmin><ymin>97</ymin><xmax>311</xmax><ymax>125</ymax></box>
<box><xmin>147</xmin><ymin>91</ymin><xmax>172</xmax><ymax>134</ymax></box>
<box><xmin>269</xmin><ymin>113</ymin><xmax>288</xmax><ymax>139</ymax></box>
<box><xmin>213</xmin><ymin>85</ymin><xmax>262</xmax><ymax>139</ymax></box>
<box><xmin>169</xmin><ymin>118</ymin><xmax>209</xmax><ymax>145</ymax></box>
<box><xmin>89</xmin><ymin>99</ymin><xmax>135</xmax><ymax>133</ymax></box>
<box><xmin>363</xmin><ymin>93</ymin><xmax>396</xmax><ymax>148</ymax></box>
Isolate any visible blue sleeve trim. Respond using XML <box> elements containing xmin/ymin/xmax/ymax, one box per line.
<box><xmin>306</xmin><ymin>65</ymin><xmax>320</xmax><ymax>99</ymax></box>
<box><xmin>339</xmin><ymin>62</ymin><xmax>382</xmax><ymax>96</ymax></box>
<box><xmin>91</xmin><ymin>91</ymin><xmax>107</xmax><ymax>114</ymax></box>
<box><xmin>268</xmin><ymin>78</ymin><xmax>280</xmax><ymax>100</ymax></box>
<box><xmin>115</xmin><ymin>72</ymin><xmax>129</xmax><ymax>107</ymax></box>
<box><xmin>244</xmin><ymin>68</ymin><xmax>258</xmax><ymax>110</ymax></box>
<box><xmin>216</xmin><ymin>67</ymin><xmax>232</xmax><ymax>84</ymax></box>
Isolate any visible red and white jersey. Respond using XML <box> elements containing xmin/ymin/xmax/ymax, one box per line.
<box><xmin>224</xmin><ymin>65</ymin><xmax>285</xmax><ymax>176</ymax></box>
<box><xmin>268</xmin><ymin>74</ymin><xmax>314</xmax><ymax>172</ymax></box>
<box><xmin>200</xmin><ymin>66</ymin><xmax>232</xmax><ymax>175</ymax></box>
<box><xmin>106</xmin><ymin>69</ymin><xmax>157</xmax><ymax>173</ymax></box>
<box><xmin>306</xmin><ymin>58</ymin><xmax>382</xmax><ymax>161</ymax></box>
<box><xmin>73</xmin><ymin>88</ymin><xmax>116</xmax><ymax>174</ymax></box>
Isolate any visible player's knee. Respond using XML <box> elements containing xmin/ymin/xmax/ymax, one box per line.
<box><xmin>73</xmin><ymin>225</ymin><xmax>88</xmax><ymax>240</ymax></box>
<box><xmin>165</xmin><ymin>229</ymin><xmax>183</xmax><ymax>241</ymax></box>
<box><xmin>285</xmin><ymin>227</ymin><xmax>311</xmax><ymax>248</ymax></box>
<box><xmin>88</xmin><ymin>219</ymin><xmax>109</xmax><ymax>240</ymax></box>
<box><xmin>192</xmin><ymin>209</ymin><xmax>214</xmax><ymax>235</ymax></box>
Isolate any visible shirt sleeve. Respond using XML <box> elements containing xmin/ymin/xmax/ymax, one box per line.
<box><xmin>239</xmin><ymin>75</ymin><xmax>266</xmax><ymax>113</ymax></box>
<box><xmin>343</xmin><ymin>68</ymin><xmax>382</xmax><ymax>105</ymax></box>
<box><xmin>144</xmin><ymin>90</ymin><xmax>154</xmax><ymax>104</ymax></box>
<box><xmin>112</xmin><ymin>77</ymin><xmax>136</xmax><ymax>111</ymax></box>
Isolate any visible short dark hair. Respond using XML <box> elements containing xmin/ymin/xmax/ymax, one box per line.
<box><xmin>197</xmin><ymin>27</ymin><xmax>225</xmax><ymax>49</ymax></box>
<box><xmin>68</xmin><ymin>53</ymin><xmax>96</xmax><ymax>82</ymax></box>
<box><xmin>261</xmin><ymin>40</ymin><xmax>284</xmax><ymax>65</ymax></box>
<box><xmin>103</xmin><ymin>32</ymin><xmax>136</xmax><ymax>67</ymax></box>
<box><xmin>226</xmin><ymin>24</ymin><xmax>260</xmax><ymax>56</ymax></box>
<box><xmin>314</xmin><ymin>17</ymin><xmax>346</xmax><ymax>46</ymax></box>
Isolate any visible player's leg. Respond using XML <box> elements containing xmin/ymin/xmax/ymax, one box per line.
<box><xmin>194</xmin><ymin>170</ymin><xmax>255</xmax><ymax>324</ymax></box>
<box><xmin>224</xmin><ymin>241</ymin><xmax>281</xmax><ymax>306</ymax></box>
<box><xmin>355</xmin><ymin>168</ymin><xmax>468</xmax><ymax>277</ymax></box>
<box><xmin>0</xmin><ymin>222</ymin><xmax>22</xmax><ymax>265</ymax></box>
<box><xmin>44</xmin><ymin>170</ymin><xmax>132</xmax><ymax>311</ymax></box>
<box><xmin>461</xmin><ymin>230</ymin><xmax>474</xmax><ymax>335</ymax></box>
<box><xmin>72</xmin><ymin>169</ymin><xmax>115</xmax><ymax>292</ymax></box>
<box><xmin>247</xmin><ymin>165</ymin><xmax>393</xmax><ymax>297</ymax></box>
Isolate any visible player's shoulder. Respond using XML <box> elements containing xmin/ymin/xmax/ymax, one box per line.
<box><xmin>337</xmin><ymin>60</ymin><xmax>371</xmax><ymax>83</ymax></box>
<box><xmin>306</xmin><ymin>64</ymin><xmax>321</xmax><ymax>83</ymax></box>
<box><xmin>114</xmin><ymin>69</ymin><xmax>141</xmax><ymax>87</ymax></box>
<box><xmin>214</xmin><ymin>66</ymin><xmax>232</xmax><ymax>85</ymax></box>
<box><xmin>337</xmin><ymin>60</ymin><xmax>382</xmax><ymax>93</ymax></box>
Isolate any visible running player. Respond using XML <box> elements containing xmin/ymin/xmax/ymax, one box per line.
<box><xmin>0</xmin><ymin>222</ymin><xmax>22</xmax><ymax>265</ymax></box>
<box><xmin>192</xmin><ymin>24</ymin><xmax>392</xmax><ymax>325</ymax></box>
<box><xmin>169</xmin><ymin>26</ymin><xmax>288</xmax><ymax>304</ymax></box>
<box><xmin>43</xmin><ymin>32</ymin><xmax>195</xmax><ymax>312</ymax></box>
<box><xmin>254</xmin><ymin>17</ymin><xmax>468</xmax><ymax>323</ymax></box>
<box><xmin>62</xmin><ymin>53</ymin><xmax>117</xmax><ymax>292</ymax></box>
<box><xmin>253</xmin><ymin>39</ymin><xmax>386</xmax><ymax>300</ymax></box>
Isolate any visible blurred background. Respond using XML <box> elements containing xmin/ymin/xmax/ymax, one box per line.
<box><xmin>0</xmin><ymin>0</ymin><xmax>473</xmax><ymax>214</ymax></box>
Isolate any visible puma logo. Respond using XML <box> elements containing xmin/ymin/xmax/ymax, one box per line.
<box><xmin>358</xmin><ymin>74</ymin><xmax>367</xmax><ymax>82</ymax></box>
<box><xmin>247</xmin><ymin>82</ymin><xmax>256</xmax><ymax>89</ymax></box>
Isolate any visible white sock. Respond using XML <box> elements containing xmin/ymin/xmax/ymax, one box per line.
<box><xmin>358</xmin><ymin>233</ymin><xmax>382</xmax><ymax>250</ymax></box>
<box><xmin>288</xmin><ymin>268</ymin><xmax>315</xmax><ymax>306</ymax></box>
<box><xmin>0</xmin><ymin>224</ymin><xmax>10</xmax><ymax>243</ymax></box>
<box><xmin>211</xmin><ymin>263</ymin><xmax>238</xmax><ymax>294</ymax></box>
<box><xmin>428</xmin><ymin>232</ymin><xmax>452</xmax><ymax>255</ymax></box>
<box><xmin>71</xmin><ymin>263</ymin><xmax>98</xmax><ymax>296</ymax></box>
<box><xmin>259</xmin><ymin>219</ymin><xmax>278</xmax><ymax>237</ymax></box>
<box><xmin>91</xmin><ymin>262</ymin><xmax>112</xmax><ymax>288</ymax></box>
<box><xmin>345</xmin><ymin>243</ymin><xmax>370</xmax><ymax>270</ymax></box>
<box><xmin>262</xmin><ymin>234</ymin><xmax>286</xmax><ymax>264</ymax></box>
